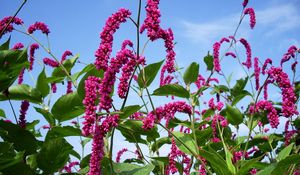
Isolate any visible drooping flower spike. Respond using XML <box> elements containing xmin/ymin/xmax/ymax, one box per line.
<box><xmin>240</xmin><ymin>38</ymin><xmax>252</xmax><ymax>69</ymax></box>
<box><xmin>244</xmin><ymin>8</ymin><xmax>256</xmax><ymax>29</ymax></box>
<box><xmin>29</xmin><ymin>43</ymin><xmax>39</xmax><ymax>71</ymax></box>
<box><xmin>19</xmin><ymin>100</ymin><xmax>29</xmax><ymax>128</ymax></box>
<box><xmin>61</xmin><ymin>50</ymin><xmax>73</xmax><ymax>63</ymax></box>
<box><xmin>28</xmin><ymin>21</ymin><xmax>50</xmax><ymax>35</ymax></box>
<box><xmin>0</xmin><ymin>16</ymin><xmax>23</xmax><ymax>38</ymax></box>
<box><xmin>12</xmin><ymin>42</ymin><xmax>24</xmax><ymax>50</ymax></box>
<box><xmin>43</xmin><ymin>57</ymin><xmax>59</xmax><ymax>67</ymax></box>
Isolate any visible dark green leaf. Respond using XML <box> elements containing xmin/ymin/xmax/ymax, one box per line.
<box><xmin>51</xmin><ymin>91</ymin><xmax>84</xmax><ymax>122</ymax></box>
<box><xmin>231</xmin><ymin>77</ymin><xmax>248</xmax><ymax>97</ymax></box>
<box><xmin>172</xmin><ymin>131</ymin><xmax>197</xmax><ymax>156</ymax></box>
<box><xmin>0</xmin><ymin>108</ymin><xmax>5</xmax><ymax>118</ymax></box>
<box><xmin>51</xmin><ymin>54</ymin><xmax>79</xmax><ymax>77</ymax></box>
<box><xmin>0</xmin><ymin>37</ymin><xmax>10</xmax><ymax>50</ymax></box>
<box><xmin>0</xmin><ymin>84</ymin><xmax>42</xmax><ymax>103</ymax></box>
<box><xmin>120</xmin><ymin>105</ymin><xmax>141</xmax><ymax>119</ymax></box>
<box><xmin>112</xmin><ymin>163</ymin><xmax>155</xmax><ymax>175</ymax></box>
<box><xmin>152</xmin><ymin>84</ymin><xmax>190</xmax><ymax>98</ymax></box>
<box><xmin>36</xmin><ymin>67</ymin><xmax>49</xmax><ymax>98</ymax></box>
<box><xmin>204</xmin><ymin>54</ymin><xmax>213</xmax><ymax>71</ymax></box>
<box><xmin>0</xmin><ymin>161</ymin><xmax>34</xmax><ymax>175</ymax></box>
<box><xmin>34</xmin><ymin>107</ymin><xmax>55</xmax><ymax>126</ymax></box>
<box><xmin>183</xmin><ymin>62</ymin><xmax>199</xmax><ymax>85</ymax></box>
<box><xmin>45</xmin><ymin>126</ymin><xmax>82</xmax><ymax>141</ymax></box>
<box><xmin>272</xmin><ymin>155</ymin><xmax>300</xmax><ymax>175</ymax></box>
<box><xmin>226</xmin><ymin>104</ymin><xmax>243</xmax><ymax>125</ymax></box>
<box><xmin>151</xmin><ymin>137</ymin><xmax>171</xmax><ymax>152</ymax></box>
<box><xmin>237</xmin><ymin>157</ymin><xmax>264</xmax><ymax>175</ymax></box>
<box><xmin>256</xmin><ymin>163</ymin><xmax>276</xmax><ymax>175</ymax></box>
<box><xmin>232</xmin><ymin>90</ymin><xmax>251</xmax><ymax>106</ymax></box>
<box><xmin>0</xmin><ymin>151</ymin><xmax>23</xmax><ymax>171</ymax></box>
<box><xmin>80</xmin><ymin>154</ymin><xmax>91</xmax><ymax>169</ymax></box>
<box><xmin>138</xmin><ymin>60</ymin><xmax>164</xmax><ymax>88</ymax></box>
<box><xmin>276</xmin><ymin>143</ymin><xmax>294</xmax><ymax>161</ymax></box>
<box><xmin>37</xmin><ymin>138</ymin><xmax>73</xmax><ymax>173</ymax></box>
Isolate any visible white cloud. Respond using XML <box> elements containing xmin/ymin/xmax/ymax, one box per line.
<box><xmin>181</xmin><ymin>3</ymin><xmax>300</xmax><ymax>44</ymax></box>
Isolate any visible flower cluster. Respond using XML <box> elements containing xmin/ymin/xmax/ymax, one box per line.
<box><xmin>66</xmin><ymin>81</ymin><xmax>73</xmax><ymax>94</ymax></box>
<box><xmin>211</xmin><ymin>114</ymin><xmax>228</xmax><ymax>142</ymax></box>
<box><xmin>262</xmin><ymin>58</ymin><xmax>272</xmax><ymax>75</ymax></box>
<box><xmin>94</xmin><ymin>8</ymin><xmax>131</xmax><ymax>71</ymax></box>
<box><xmin>280</xmin><ymin>45</ymin><xmax>298</xmax><ymax>66</ymax></box>
<box><xmin>225</xmin><ymin>52</ymin><xmax>237</xmax><ymax>58</ymax></box>
<box><xmin>82</xmin><ymin>76</ymin><xmax>101</xmax><ymax>136</ymax></box>
<box><xmin>267</xmin><ymin>67</ymin><xmax>298</xmax><ymax>117</ymax></box>
<box><xmin>254</xmin><ymin>57</ymin><xmax>260</xmax><ymax>90</ymax></box>
<box><xmin>12</xmin><ymin>42</ymin><xmax>24</xmax><ymax>50</ymax></box>
<box><xmin>51</xmin><ymin>83</ymin><xmax>57</xmax><ymax>93</ymax></box>
<box><xmin>244</xmin><ymin>8</ymin><xmax>256</xmax><ymax>29</ymax></box>
<box><xmin>240</xmin><ymin>38</ymin><xmax>252</xmax><ymax>69</ymax></box>
<box><xmin>61</xmin><ymin>50</ymin><xmax>73</xmax><ymax>63</ymax></box>
<box><xmin>27</xmin><ymin>22</ymin><xmax>50</xmax><ymax>35</ymax></box>
<box><xmin>61</xmin><ymin>161</ymin><xmax>79</xmax><ymax>173</ymax></box>
<box><xmin>284</xmin><ymin>120</ymin><xmax>297</xmax><ymax>146</ymax></box>
<box><xmin>18</xmin><ymin>68</ymin><xmax>25</xmax><ymax>84</ymax></box>
<box><xmin>19</xmin><ymin>100</ymin><xmax>29</xmax><ymax>128</ymax></box>
<box><xmin>116</xmin><ymin>148</ymin><xmax>128</xmax><ymax>163</ymax></box>
<box><xmin>253</xmin><ymin>100</ymin><xmax>279</xmax><ymax>128</ymax></box>
<box><xmin>142</xmin><ymin>101</ymin><xmax>192</xmax><ymax>130</ymax></box>
<box><xmin>0</xmin><ymin>16</ymin><xmax>23</xmax><ymax>38</ymax></box>
<box><xmin>29</xmin><ymin>43</ymin><xmax>39</xmax><ymax>71</ymax></box>
<box><xmin>43</xmin><ymin>57</ymin><xmax>59</xmax><ymax>67</ymax></box>
<box><xmin>213</xmin><ymin>42</ymin><xmax>221</xmax><ymax>72</ymax></box>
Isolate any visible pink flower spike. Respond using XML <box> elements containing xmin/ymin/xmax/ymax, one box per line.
<box><xmin>61</xmin><ymin>50</ymin><xmax>73</xmax><ymax>63</ymax></box>
<box><xmin>66</xmin><ymin>81</ymin><xmax>73</xmax><ymax>94</ymax></box>
<box><xmin>213</xmin><ymin>42</ymin><xmax>221</xmax><ymax>72</ymax></box>
<box><xmin>225</xmin><ymin>52</ymin><xmax>236</xmax><ymax>58</ymax></box>
<box><xmin>116</xmin><ymin>148</ymin><xmax>128</xmax><ymax>163</ymax></box>
<box><xmin>243</xmin><ymin>0</ymin><xmax>249</xmax><ymax>7</ymax></box>
<box><xmin>18</xmin><ymin>68</ymin><xmax>25</xmax><ymax>84</ymax></box>
<box><xmin>240</xmin><ymin>38</ymin><xmax>252</xmax><ymax>69</ymax></box>
<box><xmin>19</xmin><ymin>100</ymin><xmax>29</xmax><ymax>128</ymax></box>
<box><xmin>28</xmin><ymin>22</ymin><xmax>50</xmax><ymax>35</ymax></box>
<box><xmin>0</xmin><ymin>16</ymin><xmax>23</xmax><ymax>38</ymax></box>
<box><xmin>43</xmin><ymin>57</ymin><xmax>59</xmax><ymax>67</ymax></box>
<box><xmin>220</xmin><ymin>37</ymin><xmax>230</xmax><ymax>44</ymax></box>
<box><xmin>262</xmin><ymin>58</ymin><xmax>272</xmax><ymax>75</ymax></box>
<box><xmin>51</xmin><ymin>83</ymin><xmax>57</xmax><ymax>93</ymax></box>
<box><xmin>254</xmin><ymin>57</ymin><xmax>260</xmax><ymax>91</ymax></box>
<box><xmin>244</xmin><ymin>8</ymin><xmax>256</xmax><ymax>29</ymax></box>
<box><xmin>29</xmin><ymin>43</ymin><xmax>39</xmax><ymax>71</ymax></box>
<box><xmin>12</xmin><ymin>42</ymin><xmax>24</xmax><ymax>50</ymax></box>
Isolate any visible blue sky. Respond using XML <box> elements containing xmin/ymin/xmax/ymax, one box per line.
<box><xmin>1</xmin><ymin>0</ymin><xmax>300</xmax><ymax>165</ymax></box>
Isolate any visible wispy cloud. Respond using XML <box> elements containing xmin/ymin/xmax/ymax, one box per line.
<box><xmin>181</xmin><ymin>3</ymin><xmax>300</xmax><ymax>44</ymax></box>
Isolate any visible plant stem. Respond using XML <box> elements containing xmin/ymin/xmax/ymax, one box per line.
<box><xmin>8</xmin><ymin>98</ymin><xmax>18</xmax><ymax>124</ymax></box>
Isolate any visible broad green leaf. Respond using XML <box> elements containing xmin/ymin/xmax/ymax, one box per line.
<box><xmin>226</xmin><ymin>104</ymin><xmax>243</xmax><ymax>125</ymax></box>
<box><xmin>183</xmin><ymin>62</ymin><xmax>199</xmax><ymax>85</ymax></box>
<box><xmin>232</xmin><ymin>90</ymin><xmax>251</xmax><ymax>106</ymax></box>
<box><xmin>277</xmin><ymin>143</ymin><xmax>294</xmax><ymax>162</ymax></box>
<box><xmin>204</xmin><ymin>54</ymin><xmax>213</xmax><ymax>71</ymax></box>
<box><xmin>36</xmin><ymin>67</ymin><xmax>49</xmax><ymax>98</ymax></box>
<box><xmin>152</xmin><ymin>84</ymin><xmax>190</xmax><ymax>98</ymax></box>
<box><xmin>0</xmin><ymin>84</ymin><xmax>42</xmax><ymax>103</ymax></box>
<box><xmin>111</xmin><ymin>163</ymin><xmax>155</xmax><ymax>175</ymax></box>
<box><xmin>138</xmin><ymin>60</ymin><xmax>164</xmax><ymax>88</ymax></box>
<box><xmin>172</xmin><ymin>131</ymin><xmax>197</xmax><ymax>156</ymax></box>
<box><xmin>0</xmin><ymin>149</ymin><xmax>23</xmax><ymax>171</ymax></box>
<box><xmin>225</xmin><ymin>147</ymin><xmax>236</xmax><ymax>174</ymax></box>
<box><xmin>0</xmin><ymin>161</ymin><xmax>34</xmax><ymax>175</ymax></box>
<box><xmin>271</xmin><ymin>155</ymin><xmax>300</xmax><ymax>175</ymax></box>
<box><xmin>34</xmin><ymin>107</ymin><xmax>55</xmax><ymax>126</ymax></box>
<box><xmin>70</xmin><ymin>64</ymin><xmax>95</xmax><ymax>82</ymax></box>
<box><xmin>231</xmin><ymin>77</ymin><xmax>248</xmax><ymax>97</ymax></box>
<box><xmin>51</xmin><ymin>54</ymin><xmax>79</xmax><ymax>77</ymax></box>
<box><xmin>0</xmin><ymin>120</ymin><xmax>37</xmax><ymax>155</ymax></box>
<box><xmin>195</xmin><ymin>128</ymin><xmax>212</xmax><ymax>146</ymax></box>
<box><xmin>0</xmin><ymin>49</ymin><xmax>29</xmax><ymax>92</ymax></box>
<box><xmin>0</xmin><ymin>37</ymin><xmax>10</xmax><ymax>50</ymax></box>
<box><xmin>45</xmin><ymin>126</ymin><xmax>82</xmax><ymax>141</ymax></box>
<box><xmin>237</xmin><ymin>157</ymin><xmax>263</xmax><ymax>175</ymax></box>
<box><xmin>151</xmin><ymin>137</ymin><xmax>171</xmax><ymax>152</ymax></box>
<box><xmin>0</xmin><ymin>108</ymin><xmax>5</xmax><ymax>118</ymax></box>
<box><xmin>119</xmin><ymin>105</ymin><xmax>141</xmax><ymax>119</ymax></box>
<box><xmin>80</xmin><ymin>154</ymin><xmax>91</xmax><ymax>169</ymax></box>
<box><xmin>256</xmin><ymin>163</ymin><xmax>276</xmax><ymax>175</ymax></box>
<box><xmin>37</xmin><ymin>138</ymin><xmax>73</xmax><ymax>174</ymax></box>
<box><xmin>51</xmin><ymin>91</ymin><xmax>84</xmax><ymax>122</ymax></box>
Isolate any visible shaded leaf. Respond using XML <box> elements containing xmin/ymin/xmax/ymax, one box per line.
<box><xmin>153</xmin><ymin>84</ymin><xmax>189</xmax><ymax>98</ymax></box>
<box><xmin>183</xmin><ymin>62</ymin><xmax>199</xmax><ymax>85</ymax></box>
<box><xmin>0</xmin><ymin>84</ymin><xmax>42</xmax><ymax>103</ymax></box>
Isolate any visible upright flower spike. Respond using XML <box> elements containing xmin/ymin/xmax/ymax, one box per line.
<box><xmin>66</xmin><ymin>81</ymin><xmax>73</xmax><ymax>94</ymax></box>
<box><xmin>254</xmin><ymin>57</ymin><xmax>260</xmax><ymax>90</ymax></box>
<box><xmin>18</xmin><ymin>68</ymin><xmax>25</xmax><ymax>84</ymax></box>
<box><xmin>240</xmin><ymin>38</ymin><xmax>252</xmax><ymax>69</ymax></box>
<box><xmin>19</xmin><ymin>100</ymin><xmax>29</xmax><ymax>128</ymax></box>
<box><xmin>12</xmin><ymin>42</ymin><xmax>24</xmax><ymax>50</ymax></box>
<box><xmin>61</xmin><ymin>50</ymin><xmax>73</xmax><ymax>63</ymax></box>
<box><xmin>213</xmin><ymin>42</ymin><xmax>221</xmax><ymax>72</ymax></box>
<box><xmin>244</xmin><ymin>8</ymin><xmax>256</xmax><ymax>29</ymax></box>
<box><xmin>27</xmin><ymin>22</ymin><xmax>50</xmax><ymax>35</ymax></box>
<box><xmin>82</xmin><ymin>76</ymin><xmax>101</xmax><ymax>136</ymax></box>
<box><xmin>254</xmin><ymin>100</ymin><xmax>279</xmax><ymax>128</ymax></box>
<box><xmin>0</xmin><ymin>16</ymin><xmax>23</xmax><ymax>38</ymax></box>
<box><xmin>94</xmin><ymin>8</ymin><xmax>131</xmax><ymax>71</ymax></box>
<box><xmin>29</xmin><ymin>43</ymin><xmax>39</xmax><ymax>71</ymax></box>
<box><xmin>267</xmin><ymin>67</ymin><xmax>298</xmax><ymax>117</ymax></box>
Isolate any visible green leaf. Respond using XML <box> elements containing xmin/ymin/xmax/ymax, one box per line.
<box><xmin>204</xmin><ymin>54</ymin><xmax>213</xmax><ymax>71</ymax></box>
<box><xmin>183</xmin><ymin>62</ymin><xmax>199</xmax><ymax>85</ymax></box>
<box><xmin>51</xmin><ymin>91</ymin><xmax>84</xmax><ymax>122</ymax></box>
<box><xmin>0</xmin><ymin>84</ymin><xmax>42</xmax><ymax>103</ymax></box>
<box><xmin>0</xmin><ymin>161</ymin><xmax>34</xmax><ymax>175</ymax></box>
<box><xmin>36</xmin><ymin>67</ymin><xmax>49</xmax><ymax>98</ymax></box>
<box><xmin>0</xmin><ymin>37</ymin><xmax>10</xmax><ymax>50</ymax></box>
<box><xmin>256</xmin><ymin>163</ymin><xmax>276</xmax><ymax>175</ymax></box>
<box><xmin>70</xmin><ymin>64</ymin><xmax>95</xmax><ymax>82</ymax></box>
<box><xmin>276</xmin><ymin>143</ymin><xmax>294</xmax><ymax>162</ymax></box>
<box><xmin>120</xmin><ymin>105</ymin><xmax>141</xmax><ymax>119</ymax></box>
<box><xmin>0</xmin><ymin>120</ymin><xmax>37</xmax><ymax>155</ymax></box>
<box><xmin>226</xmin><ymin>104</ymin><xmax>243</xmax><ymax>125</ymax></box>
<box><xmin>34</xmin><ymin>107</ymin><xmax>55</xmax><ymax>126</ymax></box>
<box><xmin>231</xmin><ymin>77</ymin><xmax>248</xmax><ymax>97</ymax></box>
<box><xmin>111</xmin><ymin>163</ymin><xmax>155</xmax><ymax>175</ymax></box>
<box><xmin>37</xmin><ymin>138</ymin><xmax>73</xmax><ymax>174</ymax></box>
<box><xmin>45</xmin><ymin>126</ymin><xmax>82</xmax><ymax>141</ymax></box>
<box><xmin>0</xmin><ymin>49</ymin><xmax>29</xmax><ymax>92</ymax></box>
<box><xmin>51</xmin><ymin>54</ymin><xmax>79</xmax><ymax>77</ymax></box>
<box><xmin>80</xmin><ymin>154</ymin><xmax>91</xmax><ymax>169</ymax></box>
<box><xmin>225</xmin><ymin>147</ymin><xmax>236</xmax><ymax>174</ymax></box>
<box><xmin>172</xmin><ymin>131</ymin><xmax>197</xmax><ymax>156</ymax></box>
<box><xmin>78</xmin><ymin>65</ymin><xmax>104</xmax><ymax>99</ymax></box>
<box><xmin>138</xmin><ymin>60</ymin><xmax>164</xmax><ymax>88</ymax></box>
<box><xmin>232</xmin><ymin>90</ymin><xmax>251</xmax><ymax>106</ymax></box>
<box><xmin>152</xmin><ymin>84</ymin><xmax>190</xmax><ymax>98</ymax></box>
<box><xmin>195</xmin><ymin>128</ymin><xmax>212</xmax><ymax>146</ymax></box>
<box><xmin>271</xmin><ymin>155</ymin><xmax>300</xmax><ymax>175</ymax></box>
<box><xmin>0</xmin><ymin>150</ymin><xmax>24</xmax><ymax>171</ymax></box>
<box><xmin>0</xmin><ymin>108</ymin><xmax>6</xmax><ymax>118</ymax></box>
<box><xmin>237</xmin><ymin>157</ymin><xmax>263</xmax><ymax>175</ymax></box>
<box><xmin>151</xmin><ymin>137</ymin><xmax>171</xmax><ymax>152</ymax></box>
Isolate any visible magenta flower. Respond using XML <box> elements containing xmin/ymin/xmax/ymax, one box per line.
<box><xmin>195</xmin><ymin>74</ymin><xmax>205</xmax><ymax>89</ymax></box>
<box><xmin>291</xmin><ymin>61</ymin><xmax>298</xmax><ymax>72</ymax></box>
<box><xmin>254</xmin><ymin>100</ymin><xmax>279</xmax><ymax>128</ymax></box>
<box><xmin>262</xmin><ymin>58</ymin><xmax>272</xmax><ymax>75</ymax></box>
<box><xmin>29</xmin><ymin>43</ymin><xmax>39</xmax><ymax>71</ymax></box>
<box><xmin>168</xmin><ymin>138</ymin><xmax>179</xmax><ymax>174</ymax></box>
<box><xmin>244</xmin><ymin>8</ymin><xmax>256</xmax><ymax>29</ymax></box>
<box><xmin>254</xmin><ymin>57</ymin><xmax>260</xmax><ymax>90</ymax></box>
<box><xmin>61</xmin><ymin>50</ymin><xmax>73</xmax><ymax>63</ymax></box>
<box><xmin>27</xmin><ymin>21</ymin><xmax>50</xmax><ymax>35</ymax></box>
<box><xmin>0</xmin><ymin>16</ymin><xmax>23</xmax><ymax>38</ymax></box>
<box><xmin>66</xmin><ymin>81</ymin><xmax>73</xmax><ymax>94</ymax></box>
<box><xmin>121</xmin><ymin>40</ymin><xmax>133</xmax><ymax>50</ymax></box>
<box><xmin>51</xmin><ymin>83</ymin><xmax>57</xmax><ymax>93</ymax></box>
<box><xmin>281</xmin><ymin>45</ymin><xmax>298</xmax><ymax>66</ymax></box>
<box><xmin>43</xmin><ymin>57</ymin><xmax>59</xmax><ymax>67</ymax></box>
<box><xmin>213</xmin><ymin>42</ymin><xmax>221</xmax><ymax>72</ymax></box>
<box><xmin>243</xmin><ymin>0</ymin><xmax>249</xmax><ymax>7</ymax></box>
<box><xmin>116</xmin><ymin>148</ymin><xmax>128</xmax><ymax>163</ymax></box>
<box><xmin>267</xmin><ymin>67</ymin><xmax>298</xmax><ymax>117</ymax></box>
<box><xmin>82</xmin><ymin>76</ymin><xmax>101</xmax><ymax>136</ymax></box>
<box><xmin>18</xmin><ymin>68</ymin><xmax>25</xmax><ymax>84</ymax></box>
<box><xmin>240</xmin><ymin>38</ymin><xmax>252</xmax><ymax>69</ymax></box>
<box><xmin>42</xmin><ymin>125</ymin><xmax>50</xmax><ymax>129</ymax></box>
<box><xmin>94</xmin><ymin>8</ymin><xmax>131</xmax><ymax>71</ymax></box>
<box><xmin>220</xmin><ymin>37</ymin><xmax>230</xmax><ymax>44</ymax></box>
<box><xmin>12</xmin><ymin>42</ymin><xmax>24</xmax><ymax>50</ymax></box>
<box><xmin>19</xmin><ymin>100</ymin><xmax>29</xmax><ymax>128</ymax></box>
<box><xmin>225</xmin><ymin>52</ymin><xmax>236</xmax><ymax>58</ymax></box>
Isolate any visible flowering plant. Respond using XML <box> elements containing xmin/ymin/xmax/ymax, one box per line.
<box><xmin>0</xmin><ymin>0</ymin><xmax>299</xmax><ymax>175</ymax></box>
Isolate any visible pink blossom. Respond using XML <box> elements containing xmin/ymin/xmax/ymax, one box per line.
<box><xmin>66</xmin><ymin>81</ymin><xmax>73</xmax><ymax>94</ymax></box>
<box><xmin>12</xmin><ymin>43</ymin><xmax>24</xmax><ymax>50</ymax></box>
<box><xmin>240</xmin><ymin>38</ymin><xmax>252</xmax><ymax>69</ymax></box>
<box><xmin>61</xmin><ymin>50</ymin><xmax>73</xmax><ymax>63</ymax></box>
<box><xmin>232</xmin><ymin>151</ymin><xmax>243</xmax><ymax>163</ymax></box>
<box><xmin>292</xmin><ymin>61</ymin><xmax>298</xmax><ymax>72</ymax></box>
<box><xmin>195</xmin><ymin>74</ymin><xmax>205</xmax><ymax>89</ymax></box>
<box><xmin>94</xmin><ymin>8</ymin><xmax>131</xmax><ymax>71</ymax></box>
<box><xmin>168</xmin><ymin>138</ymin><xmax>179</xmax><ymax>174</ymax></box>
<box><xmin>243</xmin><ymin>0</ymin><xmax>249</xmax><ymax>7</ymax></box>
<box><xmin>250</xmin><ymin>169</ymin><xmax>257</xmax><ymax>175</ymax></box>
<box><xmin>51</xmin><ymin>83</ymin><xmax>57</xmax><ymax>93</ymax></box>
<box><xmin>281</xmin><ymin>45</ymin><xmax>298</xmax><ymax>66</ymax></box>
<box><xmin>267</xmin><ymin>67</ymin><xmax>298</xmax><ymax>117</ymax></box>
<box><xmin>0</xmin><ymin>16</ymin><xmax>23</xmax><ymax>38</ymax></box>
<box><xmin>254</xmin><ymin>57</ymin><xmax>260</xmax><ymax>90</ymax></box>
<box><xmin>220</xmin><ymin>37</ymin><xmax>230</xmax><ymax>44</ymax></box>
<box><xmin>27</xmin><ymin>22</ymin><xmax>50</xmax><ymax>35</ymax></box>
<box><xmin>262</xmin><ymin>58</ymin><xmax>272</xmax><ymax>75</ymax></box>
<box><xmin>42</xmin><ymin>125</ymin><xmax>50</xmax><ymax>129</ymax></box>
<box><xmin>116</xmin><ymin>148</ymin><xmax>128</xmax><ymax>163</ymax></box>
<box><xmin>18</xmin><ymin>68</ymin><xmax>25</xmax><ymax>84</ymax></box>
<box><xmin>213</xmin><ymin>42</ymin><xmax>221</xmax><ymax>72</ymax></box>
<box><xmin>244</xmin><ymin>8</ymin><xmax>256</xmax><ymax>29</ymax></box>
<box><xmin>43</xmin><ymin>57</ymin><xmax>59</xmax><ymax>67</ymax></box>
<box><xmin>29</xmin><ymin>43</ymin><xmax>39</xmax><ymax>71</ymax></box>
<box><xmin>254</xmin><ymin>100</ymin><xmax>279</xmax><ymax>128</ymax></box>
<box><xmin>121</xmin><ymin>40</ymin><xmax>133</xmax><ymax>50</ymax></box>
<box><xmin>19</xmin><ymin>100</ymin><xmax>29</xmax><ymax>128</ymax></box>
<box><xmin>225</xmin><ymin>52</ymin><xmax>236</xmax><ymax>58</ymax></box>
